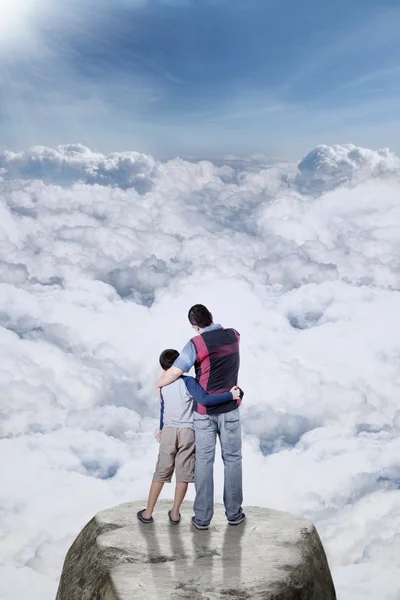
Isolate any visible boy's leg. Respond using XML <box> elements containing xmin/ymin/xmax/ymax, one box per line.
<box><xmin>171</xmin><ymin>482</ymin><xmax>188</xmax><ymax>521</ymax></box>
<box><xmin>142</xmin><ymin>482</ymin><xmax>164</xmax><ymax>520</ymax></box>
<box><xmin>144</xmin><ymin>427</ymin><xmax>177</xmax><ymax>519</ymax></box>
<box><xmin>172</xmin><ymin>428</ymin><xmax>195</xmax><ymax>521</ymax></box>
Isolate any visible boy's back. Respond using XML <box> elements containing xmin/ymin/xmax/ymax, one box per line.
<box><xmin>161</xmin><ymin>378</ymin><xmax>193</xmax><ymax>429</ymax></box>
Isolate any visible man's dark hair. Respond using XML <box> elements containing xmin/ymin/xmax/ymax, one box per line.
<box><xmin>188</xmin><ymin>304</ymin><xmax>213</xmax><ymax>329</ymax></box>
<box><xmin>159</xmin><ymin>349</ymin><xmax>180</xmax><ymax>370</ymax></box>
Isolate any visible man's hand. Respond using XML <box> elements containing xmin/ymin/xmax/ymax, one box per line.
<box><xmin>156</xmin><ymin>430</ymin><xmax>162</xmax><ymax>443</ymax></box>
<box><xmin>230</xmin><ymin>386</ymin><xmax>241</xmax><ymax>400</ymax></box>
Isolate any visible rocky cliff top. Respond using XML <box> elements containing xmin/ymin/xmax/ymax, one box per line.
<box><xmin>56</xmin><ymin>500</ymin><xmax>336</xmax><ymax>600</ymax></box>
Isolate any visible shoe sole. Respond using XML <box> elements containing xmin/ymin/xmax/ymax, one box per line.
<box><xmin>191</xmin><ymin>518</ymin><xmax>209</xmax><ymax>530</ymax></box>
<box><xmin>228</xmin><ymin>516</ymin><xmax>246</xmax><ymax>526</ymax></box>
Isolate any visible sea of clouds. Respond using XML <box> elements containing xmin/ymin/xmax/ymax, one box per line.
<box><xmin>0</xmin><ymin>142</ymin><xmax>400</xmax><ymax>600</ymax></box>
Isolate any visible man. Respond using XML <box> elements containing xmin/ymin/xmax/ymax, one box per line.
<box><xmin>157</xmin><ymin>304</ymin><xmax>245</xmax><ymax>530</ymax></box>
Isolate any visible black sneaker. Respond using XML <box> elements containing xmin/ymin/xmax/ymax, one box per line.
<box><xmin>228</xmin><ymin>513</ymin><xmax>246</xmax><ymax>526</ymax></box>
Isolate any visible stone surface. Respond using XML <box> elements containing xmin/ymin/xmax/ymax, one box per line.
<box><xmin>56</xmin><ymin>501</ymin><xmax>336</xmax><ymax>600</ymax></box>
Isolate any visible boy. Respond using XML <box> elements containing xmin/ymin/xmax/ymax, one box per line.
<box><xmin>137</xmin><ymin>348</ymin><xmax>242</xmax><ymax>525</ymax></box>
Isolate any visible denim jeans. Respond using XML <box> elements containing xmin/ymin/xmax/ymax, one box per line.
<box><xmin>193</xmin><ymin>408</ymin><xmax>243</xmax><ymax>526</ymax></box>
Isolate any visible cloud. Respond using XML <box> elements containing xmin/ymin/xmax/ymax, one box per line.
<box><xmin>0</xmin><ymin>144</ymin><xmax>157</xmax><ymax>192</ymax></box>
<box><xmin>0</xmin><ymin>142</ymin><xmax>400</xmax><ymax>600</ymax></box>
<box><xmin>295</xmin><ymin>144</ymin><xmax>400</xmax><ymax>193</ymax></box>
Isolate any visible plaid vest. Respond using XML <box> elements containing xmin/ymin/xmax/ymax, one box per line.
<box><xmin>192</xmin><ymin>327</ymin><xmax>241</xmax><ymax>415</ymax></box>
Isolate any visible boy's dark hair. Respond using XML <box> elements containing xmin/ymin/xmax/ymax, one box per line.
<box><xmin>188</xmin><ymin>304</ymin><xmax>213</xmax><ymax>329</ymax></box>
<box><xmin>159</xmin><ymin>349</ymin><xmax>180</xmax><ymax>370</ymax></box>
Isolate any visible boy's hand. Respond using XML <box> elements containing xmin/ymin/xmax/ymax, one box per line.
<box><xmin>230</xmin><ymin>386</ymin><xmax>241</xmax><ymax>400</ymax></box>
<box><xmin>156</xmin><ymin>430</ymin><xmax>162</xmax><ymax>443</ymax></box>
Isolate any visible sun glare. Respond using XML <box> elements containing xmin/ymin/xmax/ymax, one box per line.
<box><xmin>0</xmin><ymin>0</ymin><xmax>46</xmax><ymax>49</ymax></box>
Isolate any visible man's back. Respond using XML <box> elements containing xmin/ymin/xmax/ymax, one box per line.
<box><xmin>191</xmin><ymin>326</ymin><xmax>240</xmax><ymax>415</ymax></box>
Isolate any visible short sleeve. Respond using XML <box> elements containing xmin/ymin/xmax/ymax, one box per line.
<box><xmin>173</xmin><ymin>340</ymin><xmax>196</xmax><ymax>373</ymax></box>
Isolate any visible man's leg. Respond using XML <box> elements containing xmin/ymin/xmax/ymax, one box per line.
<box><xmin>193</xmin><ymin>414</ymin><xmax>217</xmax><ymax>527</ymax></box>
<box><xmin>142</xmin><ymin>481</ymin><xmax>164</xmax><ymax>520</ymax></box>
<box><xmin>219</xmin><ymin>409</ymin><xmax>244</xmax><ymax>523</ymax></box>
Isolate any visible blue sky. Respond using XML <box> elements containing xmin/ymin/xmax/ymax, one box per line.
<box><xmin>1</xmin><ymin>0</ymin><xmax>400</xmax><ymax>158</ymax></box>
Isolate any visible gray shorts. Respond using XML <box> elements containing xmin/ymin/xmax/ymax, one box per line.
<box><xmin>153</xmin><ymin>427</ymin><xmax>195</xmax><ymax>483</ymax></box>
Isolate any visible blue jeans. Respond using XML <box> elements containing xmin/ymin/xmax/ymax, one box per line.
<box><xmin>193</xmin><ymin>408</ymin><xmax>243</xmax><ymax>526</ymax></box>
